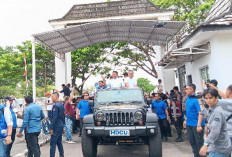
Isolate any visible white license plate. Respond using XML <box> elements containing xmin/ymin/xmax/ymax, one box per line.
<box><xmin>110</xmin><ymin>130</ymin><xmax>130</xmax><ymax>136</ymax></box>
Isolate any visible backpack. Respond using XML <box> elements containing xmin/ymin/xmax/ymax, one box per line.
<box><xmin>170</xmin><ymin>99</ymin><xmax>182</xmax><ymax>117</ymax></box>
<box><xmin>0</xmin><ymin>106</ymin><xmax>8</xmax><ymax>138</ymax></box>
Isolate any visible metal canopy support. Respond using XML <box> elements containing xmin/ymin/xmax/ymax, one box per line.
<box><xmin>32</xmin><ymin>36</ymin><xmax>36</xmax><ymax>101</ymax></box>
<box><xmin>158</xmin><ymin>45</ymin><xmax>211</xmax><ymax>69</ymax></box>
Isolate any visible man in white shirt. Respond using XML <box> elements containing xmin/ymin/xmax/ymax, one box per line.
<box><xmin>106</xmin><ymin>71</ymin><xmax>124</xmax><ymax>88</ymax></box>
<box><xmin>125</xmin><ymin>70</ymin><xmax>138</xmax><ymax>88</ymax></box>
<box><xmin>46</xmin><ymin>92</ymin><xmax>53</xmax><ymax>121</ymax></box>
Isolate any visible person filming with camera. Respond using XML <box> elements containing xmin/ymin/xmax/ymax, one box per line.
<box><xmin>199</xmin><ymin>88</ymin><xmax>232</xmax><ymax>157</ymax></box>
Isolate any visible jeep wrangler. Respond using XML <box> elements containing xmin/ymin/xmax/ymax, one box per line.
<box><xmin>81</xmin><ymin>88</ymin><xmax>162</xmax><ymax>157</ymax></box>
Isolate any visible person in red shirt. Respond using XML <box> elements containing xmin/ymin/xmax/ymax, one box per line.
<box><xmin>64</xmin><ymin>88</ymin><xmax>75</xmax><ymax>144</ymax></box>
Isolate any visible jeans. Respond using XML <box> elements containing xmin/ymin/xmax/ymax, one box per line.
<box><xmin>158</xmin><ymin>118</ymin><xmax>169</xmax><ymax>138</ymax></box>
<box><xmin>47</xmin><ymin>110</ymin><xmax>52</xmax><ymax>121</ymax></box>
<box><xmin>0</xmin><ymin>138</ymin><xmax>6</xmax><ymax>157</ymax></box>
<box><xmin>65</xmin><ymin>117</ymin><xmax>73</xmax><ymax>141</ymax></box>
<box><xmin>50</xmin><ymin>126</ymin><xmax>64</xmax><ymax>157</ymax></box>
<box><xmin>26</xmin><ymin>132</ymin><xmax>40</xmax><ymax>157</ymax></box>
<box><xmin>6</xmin><ymin>128</ymin><xmax>16</xmax><ymax>157</ymax></box>
<box><xmin>187</xmin><ymin>126</ymin><xmax>204</xmax><ymax>157</ymax></box>
<box><xmin>209</xmin><ymin>152</ymin><xmax>230</xmax><ymax>157</ymax></box>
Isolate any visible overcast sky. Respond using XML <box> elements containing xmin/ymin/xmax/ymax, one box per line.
<box><xmin>0</xmin><ymin>0</ymin><xmax>107</xmax><ymax>47</ymax></box>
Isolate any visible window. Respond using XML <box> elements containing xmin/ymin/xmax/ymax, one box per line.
<box><xmin>200</xmin><ymin>66</ymin><xmax>210</xmax><ymax>81</ymax></box>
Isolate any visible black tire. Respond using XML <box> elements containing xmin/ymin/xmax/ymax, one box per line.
<box><xmin>148</xmin><ymin>128</ymin><xmax>162</xmax><ymax>157</ymax></box>
<box><xmin>81</xmin><ymin>129</ymin><xmax>98</xmax><ymax>157</ymax></box>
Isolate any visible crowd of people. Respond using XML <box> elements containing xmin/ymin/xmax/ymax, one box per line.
<box><xmin>147</xmin><ymin>79</ymin><xmax>232</xmax><ymax>157</ymax></box>
<box><xmin>1</xmin><ymin>70</ymin><xmax>232</xmax><ymax>157</ymax></box>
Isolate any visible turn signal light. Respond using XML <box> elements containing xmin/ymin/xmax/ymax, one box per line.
<box><xmin>97</xmin><ymin>122</ymin><xmax>101</xmax><ymax>126</ymax></box>
<box><xmin>139</xmin><ymin>121</ymin><xmax>143</xmax><ymax>126</ymax></box>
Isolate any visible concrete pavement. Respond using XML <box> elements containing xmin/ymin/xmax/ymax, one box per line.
<box><xmin>38</xmin><ymin>134</ymin><xmax>193</xmax><ymax>157</ymax></box>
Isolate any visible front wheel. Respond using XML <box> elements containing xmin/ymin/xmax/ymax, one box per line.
<box><xmin>148</xmin><ymin>128</ymin><xmax>162</xmax><ymax>157</ymax></box>
<box><xmin>81</xmin><ymin>129</ymin><xmax>98</xmax><ymax>157</ymax></box>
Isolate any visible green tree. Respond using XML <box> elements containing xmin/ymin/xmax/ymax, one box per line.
<box><xmin>137</xmin><ymin>78</ymin><xmax>155</xmax><ymax>93</ymax></box>
<box><xmin>71</xmin><ymin>42</ymin><xmax>118</xmax><ymax>95</ymax></box>
<box><xmin>112</xmin><ymin>42</ymin><xmax>158</xmax><ymax>78</ymax></box>
<box><xmin>151</xmin><ymin>0</ymin><xmax>214</xmax><ymax>30</ymax></box>
<box><xmin>0</xmin><ymin>41</ymin><xmax>55</xmax><ymax>98</ymax></box>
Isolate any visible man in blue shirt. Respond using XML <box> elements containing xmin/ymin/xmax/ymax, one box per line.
<box><xmin>152</xmin><ymin>93</ymin><xmax>170</xmax><ymax>141</ymax></box>
<box><xmin>97</xmin><ymin>81</ymin><xmax>107</xmax><ymax>90</ymax></box>
<box><xmin>17</xmin><ymin>95</ymin><xmax>45</xmax><ymax>157</ymax></box>
<box><xmin>183</xmin><ymin>84</ymin><xmax>205</xmax><ymax>157</ymax></box>
<box><xmin>49</xmin><ymin>92</ymin><xmax>65</xmax><ymax>157</ymax></box>
<box><xmin>76</xmin><ymin>92</ymin><xmax>92</xmax><ymax>137</ymax></box>
<box><xmin>60</xmin><ymin>84</ymin><xmax>71</xmax><ymax>96</ymax></box>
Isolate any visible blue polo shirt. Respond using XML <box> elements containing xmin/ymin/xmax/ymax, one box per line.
<box><xmin>77</xmin><ymin>100</ymin><xmax>92</xmax><ymax>118</ymax></box>
<box><xmin>186</xmin><ymin>95</ymin><xmax>205</xmax><ymax>127</ymax></box>
<box><xmin>152</xmin><ymin>100</ymin><xmax>167</xmax><ymax>119</ymax></box>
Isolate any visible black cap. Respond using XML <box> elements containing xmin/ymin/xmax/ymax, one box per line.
<box><xmin>4</xmin><ymin>96</ymin><xmax>14</xmax><ymax>101</ymax></box>
<box><xmin>61</xmin><ymin>84</ymin><xmax>65</xmax><ymax>86</ymax></box>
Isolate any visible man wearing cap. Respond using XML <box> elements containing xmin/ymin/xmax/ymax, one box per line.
<box><xmin>46</xmin><ymin>92</ymin><xmax>53</xmax><ymax>121</ymax></box>
<box><xmin>0</xmin><ymin>98</ymin><xmax>13</xmax><ymax>157</ymax></box>
<box><xmin>4</xmin><ymin>96</ymin><xmax>19</xmax><ymax>157</ymax></box>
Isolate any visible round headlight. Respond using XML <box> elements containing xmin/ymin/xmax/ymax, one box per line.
<box><xmin>96</xmin><ymin>112</ymin><xmax>104</xmax><ymax>121</ymax></box>
<box><xmin>134</xmin><ymin>111</ymin><xmax>143</xmax><ymax>120</ymax></box>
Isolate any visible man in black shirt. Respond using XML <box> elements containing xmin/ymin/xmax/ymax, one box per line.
<box><xmin>60</xmin><ymin>84</ymin><xmax>71</xmax><ymax>96</ymax></box>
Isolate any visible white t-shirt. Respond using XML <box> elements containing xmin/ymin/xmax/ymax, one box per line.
<box><xmin>46</xmin><ymin>97</ymin><xmax>53</xmax><ymax>111</ymax></box>
<box><xmin>125</xmin><ymin>77</ymin><xmax>137</xmax><ymax>88</ymax></box>
<box><xmin>107</xmin><ymin>78</ymin><xmax>124</xmax><ymax>88</ymax></box>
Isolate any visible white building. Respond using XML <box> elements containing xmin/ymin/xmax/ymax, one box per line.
<box><xmin>158</xmin><ymin>0</ymin><xmax>232</xmax><ymax>92</ymax></box>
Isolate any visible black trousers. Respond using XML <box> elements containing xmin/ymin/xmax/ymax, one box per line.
<box><xmin>6</xmin><ymin>128</ymin><xmax>16</xmax><ymax>157</ymax></box>
<box><xmin>173</xmin><ymin>117</ymin><xmax>182</xmax><ymax>138</ymax></box>
<box><xmin>26</xmin><ymin>132</ymin><xmax>40</xmax><ymax>157</ymax></box>
<box><xmin>187</xmin><ymin>126</ymin><xmax>204</xmax><ymax>157</ymax></box>
<box><xmin>80</xmin><ymin>118</ymin><xmax>84</xmax><ymax>136</ymax></box>
<box><xmin>158</xmin><ymin>118</ymin><xmax>169</xmax><ymax>138</ymax></box>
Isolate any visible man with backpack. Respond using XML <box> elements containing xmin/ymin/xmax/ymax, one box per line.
<box><xmin>0</xmin><ymin>99</ymin><xmax>13</xmax><ymax>157</ymax></box>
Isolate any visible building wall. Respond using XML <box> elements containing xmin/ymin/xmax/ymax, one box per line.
<box><xmin>176</xmin><ymin>32</ymin><xmax>232</xmax><ymax>92</ymax></box>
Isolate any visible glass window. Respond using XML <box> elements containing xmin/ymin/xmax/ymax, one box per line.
<box><xmin>96</xmin><ymin>89</ymin><xmax>143</xmax><ymax>103</ymax></box>
<box><xmin>200</xmin><ymin>66</ymin><xmax>210</xmax><ymax>81</ymax></box>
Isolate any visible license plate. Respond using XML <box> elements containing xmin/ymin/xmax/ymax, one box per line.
<box><xmin>110</xmin><ymin>130</ymin><xmax>130</xmax><ymax>136</ymax></box>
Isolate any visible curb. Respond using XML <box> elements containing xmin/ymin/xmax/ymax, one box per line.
<box><xmin>13</xmin><ymin>136</ymin><xmax>50</xmax><ymax>157</ymax></box>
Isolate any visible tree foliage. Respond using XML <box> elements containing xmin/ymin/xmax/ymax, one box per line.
<box><xmin>71</xmin><ymin>42</ymin><xmax>119</xmax><ymax>95</ymax></box>
<box><xmin>151</xmin><ymin>0</ymin><xmax>214</xmax><ymax>30</ymax></box>
<box><xmin>137</xmin><ymin>78</ymin><xmax>155</xmax><ymax>93</ymax></box>
<box><xmin>0</xmin><ymin>41</ymin><xmax>55</xmax><ymax>98</ymax></box>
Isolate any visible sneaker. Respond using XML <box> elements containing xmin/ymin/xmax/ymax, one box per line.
<box><xmin>175</xmin><ymin>137</ymin><xmax>183</xmax><ymax>142</ymax></box>
<box><xmin>65</xmin><ymin>140</ymin><xmax>69</xmax><ymax>143</ymax></box>
<box><xmin>68</xmin><ymin>140</ymin><xmax>76</xmax><ymax>144</ymax></box>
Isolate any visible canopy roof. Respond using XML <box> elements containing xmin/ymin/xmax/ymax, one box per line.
<box><xmin>33</xmin><ymin>20</ymin><xmax>186</xmax><ymax>53</ymax></box>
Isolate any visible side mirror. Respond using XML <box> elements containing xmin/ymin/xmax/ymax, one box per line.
<box><xmin>88</xmin><ymin>100</ymin><xmax>94</xmax><ymax>107</ymax></box>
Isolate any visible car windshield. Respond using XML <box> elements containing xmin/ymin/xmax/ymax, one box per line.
<box><xmin>96</xmin><ymin>89</ymin><xmax>144</xmax><ymax>104</ymax></box>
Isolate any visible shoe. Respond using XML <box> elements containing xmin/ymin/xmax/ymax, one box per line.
<box><xmin>65</xmin><ymin>140</ymin><xmax>69</xmax><ymax>143</ymax></box>
<box><xmin>164</xmin><ymin>137</ymin><xmax>168</xmax><ymax>142</ymax></box>
<box><xmin>175</xmin><ymin>137</ymin><xmax>183</xmax><ymax>142</ymax></box>
<box><xmin>68</xmin><ymin>140</ymin><xmax>76</xmax><ymax>144</ymax></box>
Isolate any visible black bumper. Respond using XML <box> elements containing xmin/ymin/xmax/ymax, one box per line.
<box><xmin>84</xmin><ymin>126</ymin><xmax>156</xmax><ymax>137</ymax></box>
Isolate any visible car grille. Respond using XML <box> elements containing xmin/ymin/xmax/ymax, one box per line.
<box><xmin>105</xmin><ymin>112</ymin><xmax>134</xmax><ymax>126</ymax></box>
